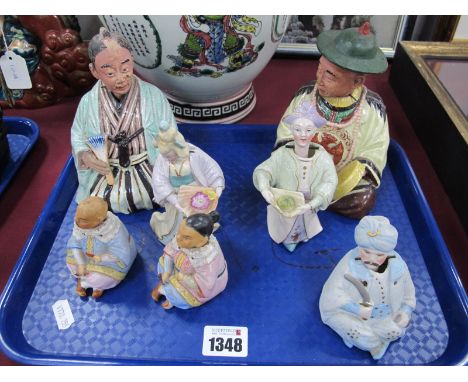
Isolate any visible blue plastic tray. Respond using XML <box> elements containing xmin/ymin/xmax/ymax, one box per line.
<box><xmin>0</xmin><ymin>124</ymin><xmax>466</xmax><ymax>365</ymax></box>
<box><xmin>0</xmin><ymin>117</ymin><xmax>39</xmax><ymax>196</ymax></box>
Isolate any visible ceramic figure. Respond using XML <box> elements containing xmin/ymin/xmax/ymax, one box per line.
<box><xmin>66</xmin><ymin>196</ymin><xmax>137</xmax><ymax>299</ymax></box>
<box><xmin>150</xmin><ymin>123</ymin><xmax>225</xmax><ymax>244</ymax></box>
<box><xmin>253</xmin><ymin>102</ymin><xmax>338</xmax><ymax>252</ymax></box>
<box><xmin>275</xmin><ymin>22</ymin><xmax>389</xmax><ymax>219</ymax></box>
<box><xmin>319</xmin><ymin>216</ymin><xmax>416</xmax><ymax>360</ymax></box>
<box><xmin>151</xmin><ymin>211</ymin><xmax>228</xmax><ymax>310</ymax></box>
<box><xmin>99</xmin><ymin>15</ymin><xmax>290</xmax><ymax>123</ymax></box>
<box><xmin>71</xmin><ymin>27</ymin><xmax>177</xmax><ymax>214</ymax></box>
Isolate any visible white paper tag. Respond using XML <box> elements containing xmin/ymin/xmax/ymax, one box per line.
<box><xmin>0</xmin><ymin>50</ymin><xmax>32</xmax><ymax>89</ymax></box>
<box><xmin>202</xmin><ymin>326</ymin><xmax>248</xmax><ymax>357</ymax></box>
<box><xmin>52</xmin><ymin>300</ymin><xmax>75</xmax><ymax>330</ymax></box>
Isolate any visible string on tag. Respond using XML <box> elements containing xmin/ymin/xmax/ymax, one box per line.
<box><xmin>0</xmin><ymin>19</ymin><xmax>16</xmax><ymax>106</ymax></box>
<box><xmin>0</xmin><ymin>18</ymin><xmax>32</xmax><ymax>96</ymax></box>
<box><xmin>0</xmin><ymin>17</ymin><xmax>9</xmax><ymax>52</ymax></box>
<box><xmin>1</xmin><ymin>34</ymin><xmax>7</xmax><ymax>53</ymax></box>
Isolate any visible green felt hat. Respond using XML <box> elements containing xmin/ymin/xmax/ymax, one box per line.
<box><xmin>317</xmin><ymin>22</ymin><xmax>388</xmax><ymax>74</ymax></box>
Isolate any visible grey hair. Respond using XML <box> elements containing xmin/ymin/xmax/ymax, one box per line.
<box><xmin>88</xmin><ymin>27</ymin><xmax>132</xmax><ymax>64</ymax></box>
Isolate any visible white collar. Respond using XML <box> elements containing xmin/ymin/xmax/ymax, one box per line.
<box><xmin>72</xmin><ymin>212</ymin><xmax>121</xmax><ymax>243</ymax></box>
<box><xmin>171</xmin><ymin>236</ymin><xmax>220</xmax><ymax>267</ymax></box>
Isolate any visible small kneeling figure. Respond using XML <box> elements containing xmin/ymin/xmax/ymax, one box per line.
<box><xmin>319</xmin><ymin>216</ymin><xmax>416</xmax><ymax>360</ymax></box>
<box><xmin>152</xmin><ymin>211</ymin><xmax>228</xmax><ymax>310</ymax></box>
<box><xmin>66</xmin><ymin>196</ymin><xmax>137</xmax><ymax>299</ymax></box>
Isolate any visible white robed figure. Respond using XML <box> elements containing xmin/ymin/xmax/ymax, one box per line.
<box><xmin>150</xmin><ymin>123</ymin><xmax>225</xmax><ymax>244</ymax></box>
<box><xmin>253</xmin><ymin>101</ymin><xmax>337</xmax><ymax>251</ymax></box>
<box><xmin>319</xmin><ymin>216</ymin><xmax>416</xmax><ymax>360</ymax></box>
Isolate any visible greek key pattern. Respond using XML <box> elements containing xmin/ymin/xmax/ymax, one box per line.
<box><xmin>170</xmin><ymin>87</ymin><xmax>255</xmax><ymax>121</ymax></box>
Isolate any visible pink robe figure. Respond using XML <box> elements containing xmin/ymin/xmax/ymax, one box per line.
<box><xmin>157</xmin><ymin>235</ymin><xmax>228</xmax><ymax>309</ymax></box>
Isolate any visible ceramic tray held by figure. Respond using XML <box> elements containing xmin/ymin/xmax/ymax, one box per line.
<box><xmin>270</xmin><ymin>187</ymin><xmax>306</xmax><ymax>218</ymax></box>
<box><xmin>275</xmin><ymin>22</ymin><xmax>390</xmax><ymax>219</ymax></box>
<box><xmin>253</xmin><ymin>101</ymin><xmax>338</xmax><ymax>252</ymax></box>
<box><xmin>178</xmin><ymin>184</ymin><xmax>219</xmax><ymax>217</ymax></box>
<box><xmin>319</xmin><ymin>216</ymin><xmax>416</xmax><ymax>360</ymax></box>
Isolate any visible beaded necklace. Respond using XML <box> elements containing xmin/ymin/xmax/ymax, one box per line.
<box><xmin>313</xmin><ymin>85</ymin><xmax>366</xmax><ymax>129</ymax></box>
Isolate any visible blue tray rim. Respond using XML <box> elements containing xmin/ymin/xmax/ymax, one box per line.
<box><xmin>0</xmin><ymin>116</ymin><xmax>40</xmax><ymax>196</ymax></box>
<box><xmin>389</xmin><ymin>142</ymin><xmax>468</xmax><ymax>308</ymax></box>
<box><xmin>0</xmin><ymin>127</ymin><xmax>466</xmax><ymax>365</ymax></box>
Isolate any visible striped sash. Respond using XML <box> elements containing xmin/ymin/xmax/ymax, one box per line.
<box><xmin>93</xmin><ymin>79</ymin><xmax>156</xmax><ymax>213</ymax></box>
<box><xmin>89</xmin><ymin>151</ymin><xmax>156</xmax><ymax>214</ymax></box>
<box><xmin>98</xmin><ymin>78</ymin><xmax>146</xmax><ymax>159</ymax></box>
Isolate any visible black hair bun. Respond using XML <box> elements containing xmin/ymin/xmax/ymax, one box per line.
<box><xmin>186</xmin><ymin>210</ymin><xmax>220</xmax><ymax>237</ymax></box>
<box><xmin>208</xmin><ymin>210</ymin><xmax>220</xmax><ymax>225</ymax></box>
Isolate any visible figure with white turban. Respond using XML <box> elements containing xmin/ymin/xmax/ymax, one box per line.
<box><xmin>319</xmin><ymin>216</ymin><xmax>416</xmax><ymax>360</ymax></box>
<box><xmin>253</xmin><ymin>101</ymin><xmax>338</xmax><ymax>252</ymax></box>
<box><xmin>150</xmin><ymin>123</ymin><xmax>225</xmax><ymax>244</ymax></box>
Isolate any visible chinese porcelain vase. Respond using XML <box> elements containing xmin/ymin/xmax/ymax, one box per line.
<box><xmin>100</xmin><ymin>15</ymin><xmax>290</xmax><ymax>123</ymax></box>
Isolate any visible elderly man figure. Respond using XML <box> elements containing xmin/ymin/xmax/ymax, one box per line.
<box><xmin>319</xmin><ymin>216</ymin><xmax>416</xmax><ymax>360</ymax></box>
<box><xmin>71</xmin><ymin>27</ymin><xmax>177</xmax><ymax>214</ymax></box>
<box><xmin>275</xmin><ymin>22</ymin><xmax>389</xmax><ymax>219</ymax></box>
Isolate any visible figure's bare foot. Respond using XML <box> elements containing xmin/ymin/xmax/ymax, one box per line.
<box><xmin>151</xmin><ymin>283</ymin><xmax>162</xmax><ymax>302</ymax></box>
<box><xmin>76</xmin><ymin>280</ymin><xmax>87</xmax><ymax>297</ymax></box>
<box><xmin>162</xmin><ymin>300</ymin><xmax>173</xmax><ymax>310</ymax></box>
<box><xmin>370</xmin><ymin>342</ymin><xmax>389</xmax><ymax>360</ymax></box>
<box><xmin>91</xmin><ymin>289</ymin><xmax>104</xmax><ymax>299</ymax></box>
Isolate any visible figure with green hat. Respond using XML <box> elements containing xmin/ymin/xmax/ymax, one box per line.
<box><xmin>275</xmin><ymin>22</ymin><xmax>389</xmax><ymax>219</ymax></box>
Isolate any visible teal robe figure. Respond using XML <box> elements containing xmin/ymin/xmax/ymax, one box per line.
<box><xmin>71</xmin><ymin>76</ymin><xmax>177</xmax><ymax>214</ymax></box>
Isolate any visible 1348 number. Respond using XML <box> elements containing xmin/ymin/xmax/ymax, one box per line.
<box><xmin>208</xmin><ymin>337</ymin><xmax>243</xmax><ymax>352</ymax></box>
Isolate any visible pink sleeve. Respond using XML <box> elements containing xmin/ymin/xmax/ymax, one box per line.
<box><xmin>174</xmin><ymin>252</ymin><xmax>195</xmax><ymax>274</ymax></box>
<box><xmin>193</xmin><ymin>254</ymin><xmax>224</xmax><ymax>297</ymax></box>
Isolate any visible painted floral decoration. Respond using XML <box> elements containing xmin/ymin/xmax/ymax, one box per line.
<box><xmin>191</xmin><ymin>191</ymin><xmax>211</xmax><ymax>210</ymax></box>
<box><xmin>204</xmin><ymin>188</ymin><xmax>217</xmax><ymax>201</ymax></box>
